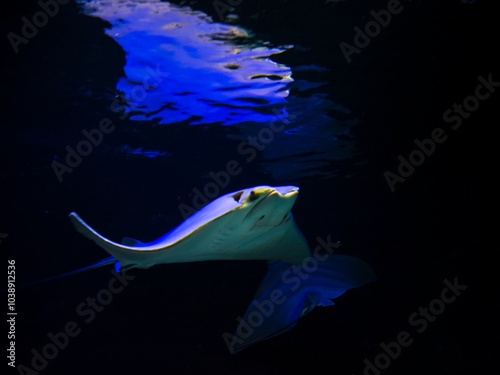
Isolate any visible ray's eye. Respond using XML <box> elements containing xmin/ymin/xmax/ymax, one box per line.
<box><xmin>233</xmin><ymin>191</ymin><xmax>244</xmax><ymax>202</ymax></box>
<box><xmin>248</xmin><ymin>190</ymin><xmax>259</xmax><ymax>202</ymax></box>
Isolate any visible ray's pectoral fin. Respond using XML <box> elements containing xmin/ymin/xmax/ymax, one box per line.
<box><xmin>68</xmin><ymin>212</ymin><xmax>141</xmax><ymax>270</ymax></box>
<box><xmin>226</xmin><ymin>254</ymin><xmax>376</xmax><ymax>353</ymax></box>
<box><xmin>68</xmin><ymin>186</ymin><xmax>308</xmax><ymax>268</ymax></box>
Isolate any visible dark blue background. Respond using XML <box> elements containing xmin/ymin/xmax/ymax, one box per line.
<box><xmin>1</xmin><ymin>0</ymin><xmax>497</xmax><ymax>374</ymax></box>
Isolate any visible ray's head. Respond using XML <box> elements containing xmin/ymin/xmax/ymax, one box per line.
<box><xmin>231</xmin><ymin>186</ymin><xmax>300</xmax><ymax>227</ymax></box>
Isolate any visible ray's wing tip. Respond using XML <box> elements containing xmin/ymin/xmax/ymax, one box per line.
<box><xmin>67</xmin><ymin>212</ymin><xmax>90</xmax><ymax>235</ymax></box>
<box><xmin>68</xmin><ymin>212</ymin><xmax>83</xmax><ymax>226</ymax></box>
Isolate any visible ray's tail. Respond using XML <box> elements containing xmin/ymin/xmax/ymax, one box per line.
<box><xmin>17</xmin><ymin>256</ymin><xmax>117</xmax><ymax>288</ymax></box>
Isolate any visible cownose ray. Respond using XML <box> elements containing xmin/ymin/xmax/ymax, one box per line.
<box><xmin>68</xmin><ymin>186</ymin><xmax>311</xmax><ymax>271</ymax></box>
<box><xmin>225</xmin><ymin>254</ymin><xmax>377</xmax><ymax>353</ymax></box>
<box><xmin>27</xmin><ymin>184</ymin><xmax>376</xmax><ymax>352</ymax></box>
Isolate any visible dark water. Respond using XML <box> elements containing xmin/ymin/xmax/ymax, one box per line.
<box><xmin>1</xmin><ymin>0</ymin><xmax>497</xmax><ymax>374</ymax></box>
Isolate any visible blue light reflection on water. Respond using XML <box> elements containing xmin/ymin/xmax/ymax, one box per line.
<box><xmin>77</xmin><ymin>0</ymin><xmax>360</xmax><ymax>180</ymax></box>
<box><xmin>119</xmin><ymin>145</ymin><xmax>169</xmax><ymax>158</ymax></box>
<box><xmin>79</xmin><ymin>0</ymin><xmax>292</xmax><ymax>125</ymax></box>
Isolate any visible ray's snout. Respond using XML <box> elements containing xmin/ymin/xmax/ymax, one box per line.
<box><xmin>274</xmin><ymin>185</ymin><xmax>299</xmax><ymax>197</ymax></box>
